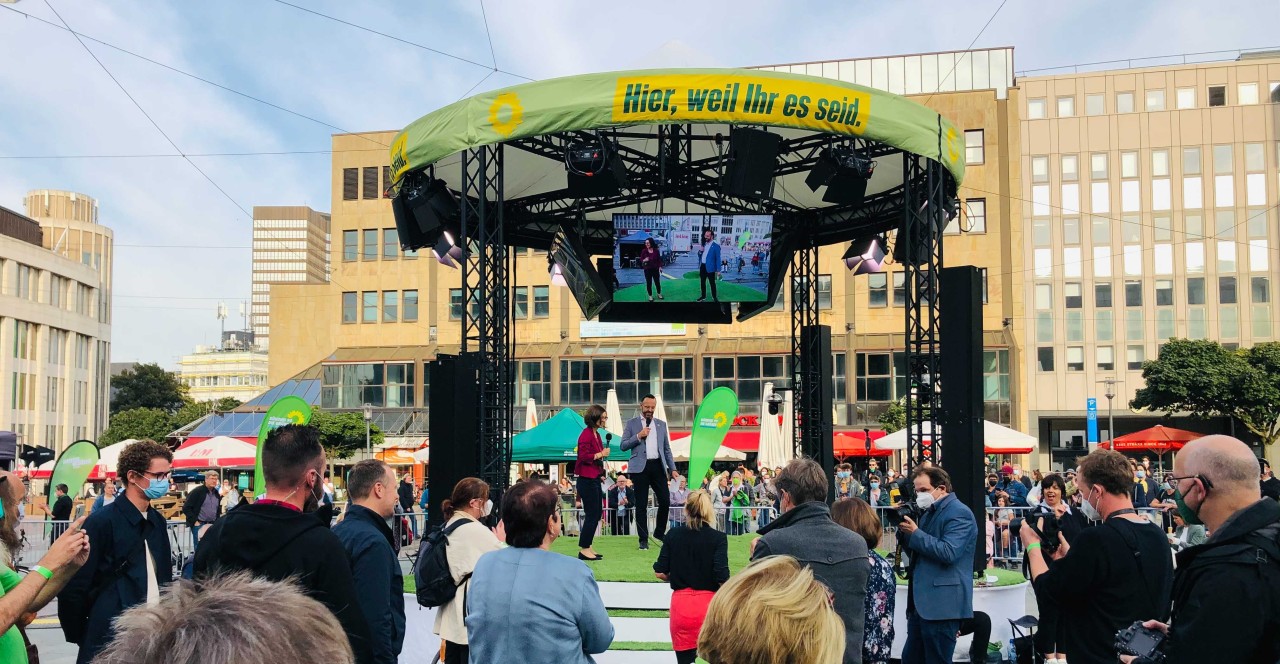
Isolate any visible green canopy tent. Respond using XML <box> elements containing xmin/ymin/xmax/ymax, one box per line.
<box><xmin>511</xmin><ymin>408</ymin><xmax>629</xmax><ymax>463</ymax></box>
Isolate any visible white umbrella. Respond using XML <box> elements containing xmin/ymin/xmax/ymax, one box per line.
<box><xmin>776</xmin><ymin>389</ymin><xmax>795</xmax><ymax>467</ymax></box>
<box><xmin>668</xmin><ymin>434</ymin><xmax>746</xmax><ymax>462</ymax></box>
<box><xmin>757</xmin><ymin>382</ymin><xmax>789</xmax><ymax>470</ymax></box>
<box><xmin>653</xmin><ymin>392</ymin><xmax>669</xmax><ymax>425</ymax></box>
<box><xmin>171</xmin><ymin>436</ymin><xmax>258</xmax><ymax>469</ymax></box>
<box><xmin>875</xmin><ymin>420</ymin><xmax>1037</xmax><ymax>454</ymax></box>
<box><xmin>524</xmin><ymin>398</ymin><xmax>538</xmax><ymax>431</ymax></box>
<box><xmin>604</xmin><ymin>389</ymin><xmax>626</xmax><ymax>473</ymax></box>
<box><xmin>412</xmin><ymin>446</ymin><xmax>430</xmax><ymax>463</ymax></box>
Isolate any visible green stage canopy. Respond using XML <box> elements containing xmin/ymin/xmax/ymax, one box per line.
<box><xmin>511</xmin><ymin>408</ymin><xmax>629</xmax><ymax>463</ymax></box>
<box><xmin>390</xmin><ymin>68</ymin><xmax>965</xmax><ymax>187</ymax></box>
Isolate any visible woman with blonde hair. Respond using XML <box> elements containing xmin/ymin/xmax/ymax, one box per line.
<box><xmin>654</xmin><ymin>490</ymin><xmax>729</xmax><ymax>664</ymax></box>
<box><xmin>698</xmin><ymin>555</ymin><xmax>845</xmax><ymax>664</ymax></box>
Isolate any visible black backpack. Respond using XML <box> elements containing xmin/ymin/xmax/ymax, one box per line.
<box><xmin>414</xmin><ymin>519</ymin><xmax>474</xmax><ymax>608</ymax></box>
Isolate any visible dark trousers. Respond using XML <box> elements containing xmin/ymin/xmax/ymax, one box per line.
<box><xmin>699</xmin><ymin>265</ymin><xmax>718</xmax><ymax>300</ymax></box>
<box><xmin>958</xmin><ymin>611</ymin><xmax>992</xmax><ymax>663</ymax></box>
<box><xmin>675</xmin><ymin>649</ymin><xmax>698</xmax><ymax>664</ymax></box>
<box><xmin>902</xmin><ymin>609</ymin><xmax>961</xmax><ymax>664</ymax></box>
<box><xmin>577</xmin><ymin>476</ymin><xmax>603</xmax><ymax>548</ymax></box>
<box><xmin>644</xmin><ymin>268</ymin><xmax>662</xmax><ymax>296</ymax></box>
<box><xmin>632</xmin><ymin>462</ymin><xmax>670</xmax><ymax>544</ymax></box>
<box><xmin>443</xmin><ymin>640</ymin><xmax>468</xmax><ymax>664</ymax></box>
<box><xmin>611</xmin><ymin>506</ymin><xmax>631</xmax><ymax>535</ymax></box>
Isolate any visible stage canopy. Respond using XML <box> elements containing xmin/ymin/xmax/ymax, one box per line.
<box><xmin>511</xmin><ymin>408</ymin><xmax>628</xmax><ymax>463</ymax></box>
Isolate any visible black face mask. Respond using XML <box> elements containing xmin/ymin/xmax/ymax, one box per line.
<box><xmin>303</xmin><ymin>471</ymin><xmax>324</xmax><ymax>513</ymax></box>
<box><xmin>987</xmin><ymin>480</ymin><xmax>998</xmax><ymax>486</ymax></box>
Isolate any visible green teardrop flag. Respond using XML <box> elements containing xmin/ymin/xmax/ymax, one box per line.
<box><xmin>50</xmin><ymin>440</ymin><xmax>100</xmax><ymax>499</ymax></box>
<box><xmin>738</xmin><ymin>231</ymin><xmax>751</xmax><ymax>249</ymax></box>
<box><xmin>688</xmin><ymin>387</ymin><xmax>739</xmax><ymax>488</ymax></box>
<box><xmin>254</xmin><ymin>396</ymin><xmax>313</xmax><ymax>494</ymax></box>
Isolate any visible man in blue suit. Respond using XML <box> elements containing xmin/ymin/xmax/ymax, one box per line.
<box><xmin>621</xmin><ymin>394</ymin><xmax>676</xmax><ymax>550</ymax></box>
<box><xmin>697</xmin><ymin>228</ymin><xmax>721</xmax><ymax>302</ymax></box>
<box><xmin>897</xmin><ymin>465</ymin><xmax>978</xmax><ymax>664</ymax></box>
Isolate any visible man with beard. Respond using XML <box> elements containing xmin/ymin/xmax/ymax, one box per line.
<box><xmin>193</xmin><ymin>424</ymin><xmax>373</xmax><ymax>663</ymax></box>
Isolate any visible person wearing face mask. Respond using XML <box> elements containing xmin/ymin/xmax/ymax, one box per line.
<box><xmin>1120</xmin><ymin>436</ymin><xmax>1280</xmax><ymax>664</ymax></box>
<box><xmin>193</xmin><ymin>424</ymin><xmax>374</xmax><ymax>664</ymax></box>
<box><xmin>467</xmin><ymin>480</ymin><xmax>613</xmax><ymax>663</ymax></box>
<box><xmin>895</xmin><ymin>465</ymin><xmax>978</xmax><ymax>664</ymax></box>
<box><xmin>427</xmin><ymin>477</ymin><xmax>503</xmax><ymax>664</ymax></box>
<box><xmin>1021</xmin><ymin>449</ymin><xmax>1171</xmax><ymax>664</ymax></box>
<box><xmin>835</xmin><ymin>464</ymin><xmax>862</xmax><ymax>501</ymax></box>
<box><xmin>58</xmin><ymin>439</ymin><xmax>173</xmax><ymax>664</ymax></box>
<box><xmin>1132</xmin><ymin>462</ymin><xmax>1160</xmax><ymax>511</ymax></box>
<box><xmin>333</xmin><ymin>460</ymin><xmax>407</xmax><ymax>664</ymax></box>
<box><xmin>863</xmin><ymin>474</ymin><xmax>890</xmax><ymax>507</ymax></box>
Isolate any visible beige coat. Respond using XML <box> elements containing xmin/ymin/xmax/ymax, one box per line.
<box><xmin>432</xmin><ymin>512</ymin><xmax>504</xmax><ymax>644</ymax></box>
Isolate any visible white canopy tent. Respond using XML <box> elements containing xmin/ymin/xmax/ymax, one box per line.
<box><xmin>875</xmin><ymin>420</ymin><xmax>1037</xmax><ymax>454</ymax></box>
<box><xmin>668</xmin><ymin>434</ymin><xmax>747</xmax><ymax>462</ymax></box>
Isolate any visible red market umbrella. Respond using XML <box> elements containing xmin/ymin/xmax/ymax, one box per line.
<box><xmin>833</xmin><ymin>431</ymin><xmax>893</xmax><ymax>458</ymax></box>
<box><xmin>1099</xmin><ymin>425</ymin><xmax>1200</xmax><ymax>454</ymax></box>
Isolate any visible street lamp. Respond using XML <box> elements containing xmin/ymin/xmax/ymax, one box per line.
<box><xmin>1099</xmin><ymin>378</ymin><xmax>1118</xmax><ymax>444</ymax></box>
<box><xmin>362</xmin><ymin>403</ymin><xmax>373</xmax><ymax>455</ymax></box>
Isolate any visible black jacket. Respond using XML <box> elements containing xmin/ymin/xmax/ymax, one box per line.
<box><xmin>181</xmin><ymin>484</ymin><xmax>222</xmax><ymax>528</ymax></box>
<box><xmin>397</xmin><ymin>481</ymin><xmax>415</xmax><ymax>511</ymax></box>
<box><xmin>333</xmin><ymin>504</ymin><xmax>405</xmax><ymax>664</ymax></box>
<box><xmin>193</xmin><ymin>502</ymin><xmax>374</xmax><ymax>664</ymax></box>
<box><xmin>58</xmin><ymin>498</ymin><xmax>172</xmax><ymax>664</ymax></box>
<box><xmin>1145</xmin><ymin>499</ymin><xmax>1280</xmax><ymax>664</ymax></box>
<box><xmin>1261</xmin><ymin>476</ymin><xmax>1280</xmax><ymax>502</ymax></box>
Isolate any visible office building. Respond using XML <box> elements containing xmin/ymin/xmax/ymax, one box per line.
<box><xmin>177</xmin><ymin>343</ymin><xmax>269</xmax><ymax>403</ymax></box>
<box><xmin>251</xmin><ymin>206</ymin><xmax>330</xmax><ymax>350</ymax></box>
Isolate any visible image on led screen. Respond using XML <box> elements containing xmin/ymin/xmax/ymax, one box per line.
<box><xmin>611</xmin><ymin>213</ymin><xmax>773</xmax><ymax>303</ymax></box>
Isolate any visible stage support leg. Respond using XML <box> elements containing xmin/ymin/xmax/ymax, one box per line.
<box><xmin>940</xmin><ymin>265</ymin><xmax>987</xmax><ymax>573</ymax></box>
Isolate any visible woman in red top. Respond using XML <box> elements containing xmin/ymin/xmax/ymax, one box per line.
<box><xmin>640</xmin><ymin>238</ymin><xmax>664</xmax><ymax>302</ymax></box>
<box><xmin>575</xmin><ymin>404</ymin><xmax>610</xmax><ymax>561</ymax></box>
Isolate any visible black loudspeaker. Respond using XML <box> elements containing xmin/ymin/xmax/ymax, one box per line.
<box><xmin>799</xmin><ymin>325</ymin><xmax>836</xmax><ymax>501</ymax></box>
<box><xmin>427</xmin><ymin>353</ymin><xmax>480</xmax><ymax>528</ymax></box>
<box><xmin>939</xmin><ymin>265</ymin><xmax>987</xmax><ymax>574</ymax></box>
<box><xmin>567</xmin><ymin>141</ymin><xmax>629</xmax><ymax>198</ymax></box>
<box><xmin>392</xmin><ymin>175</ymin><xmax>454</xmax><ymax>250</ymax></box>
<box><xmin>720</xmin><ymin>128</ymin><xmax>780</xmax><ymax>199</ymax></box>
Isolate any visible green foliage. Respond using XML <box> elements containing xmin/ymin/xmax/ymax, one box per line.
<box><xmin>101</xmin><ymin>408</ymin><xmax>179</xmax><ymax>445</ymax></box>
<box><xmin>878</xmin><ymin>399</ymin><xmax>907</xmax><ymax>434</ymax></box>
<box><xmin>311</xmin><ymin>410</ymin><xmax>383</xmax><ymax>460</ymax></box>
<box><xmin>171</xmin><ymin>397</ymin><xmax>242</xmax><ymax>430</ymax></box>
<box><xmin>110</xmin><ymin>363</ymin><xmax>189</xmax><ymax>414</ymax></box>
<box><xmin>1132</xmin><ymin>339</ymin><xmax>1280</xmax><ymax>447</ymax></box>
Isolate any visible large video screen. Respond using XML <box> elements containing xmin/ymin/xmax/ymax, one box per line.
<box><xmin>550</xmin><ymin>226</ymin><xmax>611</xmax><ymax>320</ymax></box>
<box><xmin>611</xmin><ymin>213</ymin><xmax>773</xmax><ymax>303</ymax></box>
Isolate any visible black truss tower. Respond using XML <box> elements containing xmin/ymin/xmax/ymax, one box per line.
<box><xmin>900</xmin><ymin>158</ymin><xmax>948</xmax><ymax>468</ymax></box>
<box><xmin>459</xmin><ymin>145</ymin><xmax>513</xmax><ymax>493</ymax></box>
<box><xmin>790</xmin><ymin>241</ymin><xmax>819</xmax><ymax>456</ymax></box>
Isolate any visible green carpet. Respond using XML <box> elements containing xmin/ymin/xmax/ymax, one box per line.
<box><xmin>608</xmin><ymin>609</ymin><xmax>670</xmax><ymax>618</ymax></box>
<box><xmin>611</xmin><ymin>641</ymin><xmax>674</xmax><ymax>651</ymax></box>
<box><xmin>612</xmin><ymin>277</ymin><xmax>764</xmax><ymax>303</ymax></box>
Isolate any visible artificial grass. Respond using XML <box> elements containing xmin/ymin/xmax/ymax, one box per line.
<box><xmin>612</xmin><ymin>277</ymin><xmax>765</xmax><ymax>303</ymax></box>
<box><xmin>608</xmin><ymin>609</ymin><xmax>670</xmax><ymax>618</ymax></box>
<box><xmin>610</xmin><ymin>641</ymin><xmax>675</xmax><ymax>651</ymax></box>
<box><xmin>551</xmin><ymin>534</ymin><xmax>755</xmax><ymax>582</ymax></box>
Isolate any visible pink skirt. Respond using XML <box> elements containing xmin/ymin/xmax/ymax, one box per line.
<box><xmin>670</xmin><ymin>589</ymin><xmax>715</xmax><ymax>651</ymax></box>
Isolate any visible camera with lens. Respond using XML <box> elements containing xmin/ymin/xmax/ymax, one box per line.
<box><xmin>1012</xmin><ymin>507</ymin><xmax>1063</xmax><ymax>555</ymax></box>
<box><xmin>889</xmin><ymin>501</ymin><xmax>924</xmax><ymax>527</ymax></box>
<box><xmin>1115</xmin><ymin>620</ymin><xmax>1166</xmax><ymax>662</ymax></box>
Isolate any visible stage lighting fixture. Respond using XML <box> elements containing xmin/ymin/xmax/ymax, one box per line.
<box><xmin>566</xmin><ymin>137</ymin><xmax>629</xmax><ymax>198</ymax></box>
<box><xmin>842</xmin><ymin>236</ymin><xmax>887</xmax><ymax>275</ymax></box>
<box><xmin>391</xmin><ymin>173</ymin><xmax>458</xmax><ymax>250</ymax></box>
<box><xmin>432</xmin><ymin>234</ymin><xmax>458</xmax><ymax>268</ymax></box>
<box><xmin>805</xmin><ymin>146</ymin><xmax>875</xmax><ymax>205</ymax></box>
<box><xmin>549</xmin><ymin>263</ymin><xmax>568</xmax><ymax>287</ymax></box>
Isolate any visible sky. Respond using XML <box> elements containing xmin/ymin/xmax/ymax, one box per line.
<box><xmin>1</xmin><ymin>0</ymin><xmax>1277</xmax><ymax>368</ymax></box>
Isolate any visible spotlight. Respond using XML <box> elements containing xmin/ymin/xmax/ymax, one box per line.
<box><xmin>391</xmin><ymin>172</ymin><xmax>457</xmax><ymax>250</ymax></box>
<box><xmin>432</xmin><ymin>234</ymin><xmax>458</xmax><ymax>268</ymax></box>
<box><xmin>806</xmin><ymin>146</ymin><xmax>875</xmax><ymax>205</ymax></box>
<box><xmin>566</xmin><ymin>137</ymin><xmax>628</xmax><ymax>198</ymax></box>
<box><xmin>549</xmin><ymin>263</ymin><xmax>568</xmax><ymax>287</ymax></box>
<box><xmin>767</xmin><ymin>392</ymin><xmax>783</xmax><ymax>416</ymax></box>
<box><xmin>842</xmin><ymin>236</ymin><xmax>887</xmax><ymax>275</ymax></box>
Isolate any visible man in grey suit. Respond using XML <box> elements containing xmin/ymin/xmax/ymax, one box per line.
<box><xmin>621</xmin><ymin>394</ymin><xmax>676</xmax><ymax>550</ymax></box>
<box><xmin>896</xmin><ymin>465</ymin><xmax>978</xmax><ymax>664</ymax></box>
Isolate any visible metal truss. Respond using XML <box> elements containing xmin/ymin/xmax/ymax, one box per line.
<box><xmin>901</xmin><ymin>158</ymin><xmax>947</xmax><ymax>468</ymax></box>
<box><xmin>459</xmin><ymin>144</ymin><xmax>513</xmax><ymax>493</ymax></box>
<box><xmin>789</xmin><ymin>235</ymin><xmax>820</xmax><ymax>458</ymax></box>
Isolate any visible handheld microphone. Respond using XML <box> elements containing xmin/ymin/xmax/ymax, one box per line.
<box><xmin>605</xmin><ymin>433</ymin><xmax>613</xmax><ymax>445</ymax></box>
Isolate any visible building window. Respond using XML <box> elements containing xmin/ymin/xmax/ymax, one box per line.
<box><xmin>1091</xmin><ymin>153</ymin><xmax>1108</xmax><ymax>179</ymax></box>
<box><xmin>1239</xmin><ymin>83</ymin><xmax>1259</xmax><ymax>105</ymax></box>
<box><xmin>362</xmin><ymin>167</ymin><xmax>379</xmax><ymax>200</ymax></box>
<box><xmin>1221</xmin><ymin>306</ymin><xmax>1240</xmax><ymax>339</ymax></box>
<box><xmin>1096</xmin><ymin>310</ymin><xmax>1114</xmax><ymax>341</ymax></box>
<box><xmin>817</xmin><ymin>275</ymin><xmax>832</xmax><ymax>310</ymax></box>
<box><xmin>1032</xmin><ymin>157</ymin><xmax>1049</xmax><ymax>183</ymax></box>
<box><xmin>1254</xmin><ymin>305</ymin><xmax>1272</xmax><ymax>338</ymax></box>
<box><xmin>703</xmin><ymin>355</ymin><xmax>788</xmax><ymax>404</ymax></box>
<box><xmin>856</xmin><ymin>353</ymin><xmax>895</xmax><ymax>401</ymax></box>
<box><xmin>1146</xmin><ymin>89</ymin><xmax>1165</xmax><ymax>111</ymax></box>
<box><xmin>1065</xmin><ymin>282</ymin><xmax>1083</xmax><ymax>308</ymax></box>
<box><xmin>965</xmin><ymin>199</ymin><xmax>987</xmax><ymax>233</ymax></box>
<box><xmin>1027</xmin><ymin>98</ymin><xmax>1046</xmax><ymax>119</ymax></box>
<box><xmin>1154</xmin><ymin>215</ymin><xmax>1172</xmax><ymax>241</ymax></box>
<box><xmin>892</xmin><ymin>273</ymin><xmax>907</xmax><ymax>307</ymax></box>
<box><xmin>382</xmin><ymin>166</ymin><xmax>392</xmax><ymax>198</ymax></box>
<box><xmin>1121</xmin><ymin>151</ymin><xmax>1139</xmax><ymax>179</ymax></box>
<box><xmin>1097</xmin><ymin>346</ymin><xmax>1115</xmax><ymax>371</ymax></box>
<box><xmin>1064</xmin><ymin>218</ymin><xmax>1081</xmax><ymax>245</ymax></box>
<box><xmin>1116</xmin><ymin>91</ymin><xmax>1134</xmax><ymax>113</ymax></box>
<box><xmin>1057</xmin><ymin>96</ymin><xmax>1075</xmax><ymax>117</ymax></box>
<box><xmin>980</xmin><ymin>268</ymin><xmax>989</xmax><ymax>304</ymax></box>
<box><xmin>1220</xmin><ymin>276</ymin><xmax>1238</xmax><ymax>304</ymax></box>
<box><xmin>342</xmin><ymin>230</ymin><xmax>358</xmax><ymax>262</ymax></box>
<box><xmin>362</xmin><ymin>291</ymin><xmax>378</xmax><ymax>323</ymax></box>
<box><xmin>1035</xmin><ymin>311</ymin><xmax>1053</xmax><ymax>343</ymax></box>
<box><xmin>983</xmin><ymin>350</ymin><xmax>1010</xmax><ymax>401</ymax></box>
<box><xmin>1125</xmin><ymin>280</ymin><xmax>1143</xmax><ymax>307</ymax></box>
<box><xmin>1272</xmin><ymin>82</ymin><xmax>1280</xmax><ymax>103</ymax></box>
<box><xmin>1253</xmin><ymin>276</ymin><xmax>1270</xmax><ymax>303</ymax></box>
<box><xmin>342</xmin><ymin>168</ymin><xmax>358</xmax><ymax>200</ymax></box>
<box><xmin>1033</xmin><ymin>220</ymin><xmax>1050</xmax><ymax>247</ymax></box>
<box><xmin>1208</xmin><ymin>85</ymin><xmax>1226</xmax><ymax>107</ymax></box>
<box><xmin>1214</xmin><ymin>145</ymin><xmax>1233</xmax><ymax>175</ymax></box>
<box><xmin>449</xmin><ymin>289</ymin><xmax>463</xmax><ymax>320</ymax></box>
<box><xmin>402</xmin><ymin>290</ymin><xmax>418</xmax><ymax>322</ymax></box>
<box><xmin>1187</xmin><ymin>277</ymin><xmax>1206</xmax><ymax>305</ymax></box>
<box><xmin>1037</xmin><ymin>347</ymin><xmax>1054</xmax><ymax>372</ymax></box>
<box><xmin>382</xmin><ymin>291</ymin><xmax>398</xmax><ymax>322</ymax></box>
<box><xmin>1188</xmin><ymin>308</ymin><xmax>1207</xmax><ymax>339</ymax></box>
<box><xmin>382</xmin><ymin>229</ymin><xmax>399</xmax><ymax>259</ymax></box>
<box><xmin>362</xmin><ymin>229</ymin><xmax>378</xmax><ymax>261</ymax></box>
<box><xmin>321</xmin><ymin>362</ymin><xmax>414</xmax><ymax>409</ymax></box>
<box><xmin>518</xmin><ymin>360</ymin><xmax>552</xmax><ymax>405</ymax></box>
<box><xmin>533</xmin><ymin>286</ymin><xmax>550</xmax><ymax>317</ymax></box>
<box><xmin>1156</xmin><ymin>309</ymin><xmax>1175</xmax><ymax>340</ymax></box>
<box><xmin>1066</xmin><ymin>311</ymin><xmax>1084</xmax><ymax>341</ymax></box>
<box><xmin>1096</xmin><ymin>283</ymin><xmax>1113</xmax><ymax>308</ymax></box>
<box><xmin>868</xmin><ymin>273</ymin><xmax>888</xmax><ymax>307</ymax></box>
<box><xmin>1155</xmin><ymin>279</ymin><xmax>1174</xmax><ymax>306</ymax></box>
<box><xmin>1176</xmin><ymin>87</ymin><xmax>1195</xmax><ymax>109</ymax></box>
<box><xmin>513</xmin><ymin>286</ymin><xmax>528</xmax><ymax>318</ymax></box>
<box><xmin>1061</xmin><ymin>154</ymin><xmax>1078</xmax><ymax>181</ymax></box>
<box><xmin>340</xmin><ymin>292</ymin><xmax>356</xmax><ymax>324</ymax></box>
<box><xmin>1066</xmin><ymin>346</ymin><xmax>1085</xmax><ymax>371</ymax></box>
<box><xmin>964</xmin><ymin>130</ymin><xmax>984</xmax><ymax>165</ymax></box>
<box><xmin>1085</xmin><ymin>94</ymin><xmax>1104</xmax><ymax>116</ymax></box>
<box><xmin>1183</xmin><ymin>147</ymin><xmax>1202</xmax><ymax>175</ymax></box>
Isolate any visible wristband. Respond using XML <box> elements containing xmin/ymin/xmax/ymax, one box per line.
<box><xmin>1025</xmin><ymin>542</ymin><xmax>1042</xmax><ymax>553</ymax></box>
<box><xmin>32</xmin><ymin>565</ymin><xmax>53</xmax><ymax>580</ymax></box>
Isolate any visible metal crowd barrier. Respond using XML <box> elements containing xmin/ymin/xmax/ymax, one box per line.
<box><xmin>557</xmin><ymin>505</ymin><xmax>780</xmax><ymax>537</ymax></box>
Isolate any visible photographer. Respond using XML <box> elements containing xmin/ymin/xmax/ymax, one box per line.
<box><xmin>1022</xmin><ymin>449</ymin><xmax>1171</xmax><ymax>664</ymax></box>
<box><xmin>1120</xmin><ymin>436</ymin><xmax>1280</xmax><ymax>664</ymax></box>
<box><xmin>1022</xmin><ymin>473</ymin><xmax>1089</xmax><ymax>661</ymax></box>
<box><xmin>896</xmin><ymin>466</ymin><xmax>977</xmax><ymax>664</ymax></box>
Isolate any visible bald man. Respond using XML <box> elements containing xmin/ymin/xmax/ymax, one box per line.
<box><xmin>1122</xmin><ymin>435</ymin><xmax>1280</xmax><ymax>664</ymax></box>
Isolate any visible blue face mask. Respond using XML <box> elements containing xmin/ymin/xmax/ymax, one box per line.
<box><xmin>870</xmin><ymin>482</ymin><xmax>880</xmax><ymax>490</ymax></box>
<box><xmin>134</xmin><ymin>477</ymin><xmax>169</xmax><ymax>500</ymax></box>
<box><xmin>838</xmin><ymin>471</ymin><xmax>850</xmax><ymax>479</ymax></box>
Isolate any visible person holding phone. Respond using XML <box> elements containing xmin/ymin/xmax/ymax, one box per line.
<box><xmin>575</xmin><ymin>404</ymin><xmax>610</xmax><ymax>562</ymax></box>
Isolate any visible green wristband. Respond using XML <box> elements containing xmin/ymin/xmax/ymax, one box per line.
<box><xmin>1026</xmin><ymin>542</ymin><xmax>1042</xmax><ymax>552</ymax></box>
<box><xmin>32</xmin><ymin>565</ymin><xmax>53</xmax><ymax>580</ymax></box>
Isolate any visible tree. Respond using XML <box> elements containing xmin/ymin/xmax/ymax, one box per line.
<box><xmin>1132</xmin><ymin>339</ymin><xmax>1280</xmax><ymax>452</ymax></box>
<box><xmin>878</xmin><ymin>399</ymin><xmax>907</xmax><ymax>434</ymax></box>
<box><xmin>110</xmin><ymin>363</ymin><xmax>189</xmax><ymax>414</ymax></box>
<box><xmin>310</xmin><ymin>410</ymin><xmax>384</xmax><ymax>462</ymax></box>
<box><xmin>101</xmin><ymin>408</ymin><xmax>179</xmax><ymax>446</ymax></box>
<box><xmin>172</xmin><ymin>397</ymin><xmax>243</xmax><ymax>431</ymax></box>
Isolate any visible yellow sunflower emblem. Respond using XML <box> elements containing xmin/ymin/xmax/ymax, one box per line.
<box><xmin>488</xmin><ymin>92</ymin><xmax>524</xmax><ymax>137</ymax></box>
<box><xmin>286</xmin><ymin>409</ymin><xmax>306</xmax><ymax>424</ymax></box>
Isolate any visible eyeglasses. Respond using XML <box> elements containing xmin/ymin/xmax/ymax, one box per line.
<box><xmin>1169</xmin><ymin>474</ymin><xmax>1214</xmax><ymax>491</ymax></box>
<box><xmin>139</xmin><ymin>471</ymin><xmax>172</xmax><ymax>481</ymax></box>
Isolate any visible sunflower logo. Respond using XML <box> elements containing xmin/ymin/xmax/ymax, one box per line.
<box><xmin>713</xmin><ymin>412</ymin><xmax>728</xmax><ymax>428</ymax></box>
<box><xmin>945</xmin><ymin>126</ymin><xmax>960</xmax><ymax>164</ymax></box>
<box><xmin>286</xmin><ymin>409</ymin><xmax>306</xmax><ymax>424</ymax></box>
<box><xmin>488</xmin><ymin>92</ymin><xmax>524</xmax><ymax>137</ymax></box>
